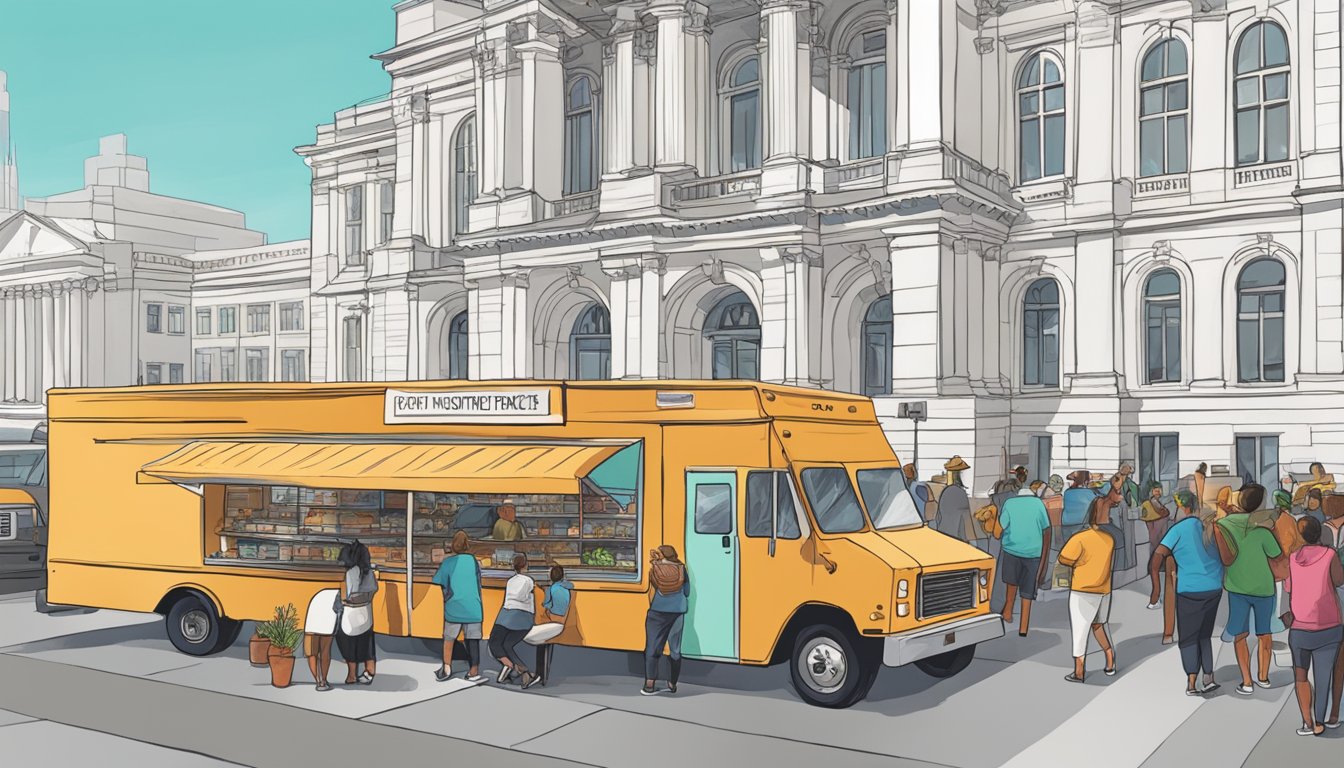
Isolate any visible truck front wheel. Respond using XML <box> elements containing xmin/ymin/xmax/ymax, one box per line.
<box><xmin>914</xmin><ymin>645</ymin><xmax>975</xmax><ymax>678</ymax></box>
<box><xmin>789</xmin><ymin>625</ymin><xmax>880</xmax><ymax>708</ymax></box>
<box><xmin>165</xmin><ymin>592</ymin><xmax>233</xmax><ymax>656</ymax></box>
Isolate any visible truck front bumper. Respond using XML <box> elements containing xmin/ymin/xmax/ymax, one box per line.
<box><xmin>882</xmin><ymin>613</ymin><xmax>1005</xmax><ymax>667</ymax></box>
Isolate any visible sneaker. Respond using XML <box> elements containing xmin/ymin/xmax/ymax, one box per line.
<box><xmin>521</xmin><ymin>673</ymin><xmax>542</xmax><ymax>689</ymax></box>
<box><xmin>1235</xmin><ymin>684</ymin><xmax>1254</xmax><ymax>696</ymax></box>
<box><xmin>666</xmin><ymin>681</ymin><xmax>678</xmax><ymax>694</ymax></box>
<box><xmin>434</xmin><ymin>668</ymin><xmax>450</xmax><ymax>683</ymax></box>
<box><xmin>1325</xmin><ymin>720</ymin><xmax>1341</xmax><ymax>730</ymax></box>
<box><xmin>316</xmin><ymin>682</ymin><xmax>332</xmax><ymax>692</ymax></box>
<box><xmin>1201</xmin><ymin>682</ymin><xmax>1222</xmax><ymax>695</ymax></box>
<box><xmin>496</xmin><ymin>667</ymin><xmax>513</xmax><ymax>684</ymax></box>
<box><xmin>465</xmin><ymin>673</ymin><xmax>486</xmax><ymax>683</ymax></box>
<box><xmin>1255</xmin><ymin>678</ymin><xmax>1272</xmax><ymax>689</ymax></box>
<box><xmin>357</xmin><ymin>672</ymin><xmax>375</xmax><ymax>686</ymax></box>
<box><xmin>640</xmin><ymin>685</ymin><xmax>660</xmax><ymax>696</ymax></box>
<box><xmin>1185</xmin><ymin>688</ymin><xmax>1204</xmax><ymax>697</ymax></box>
<box><xmin>1146</xmin><ymin>602</ymin><xmax>1161</xmax><ymax>610</ymax></box>
<box><xmin>1297</xmin><ymin>725</ymin><xmax>1322</xmax><ymax>737</ymax></box>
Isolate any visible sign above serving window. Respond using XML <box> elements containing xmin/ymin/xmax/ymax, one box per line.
<box><xmin>384</xmin><ymin>388</ymin><xmax>560</xmax><ymax>425</ymax></box>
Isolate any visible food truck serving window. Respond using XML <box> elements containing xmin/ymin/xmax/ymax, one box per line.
<box><xmin>212</xmin><ymin>487</ymin><xmax>408</xmax><ymax>569</ymax></box>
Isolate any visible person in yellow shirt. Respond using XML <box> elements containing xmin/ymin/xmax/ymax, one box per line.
<box><xmin>1058</xmin><ymin>497</ymin><xmax>1117</xmax><ymax>683</ymax></box>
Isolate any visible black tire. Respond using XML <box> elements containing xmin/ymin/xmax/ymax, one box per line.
<box><xmin>212</xmin><ymin>617</ymin><xmax>243</xmax><ymax>653</ymax></box>
<box><xmin>789</xmin><ymin>624</ymin><xmax>881</xmax><ymax>708</ymax></box>
<box><xmin>914</xmin><ymin>645</ymin><xmax>975</xmax><ymax>679</ymax></box>
<box><xmin>165</xmin><ymin>592</ymin><xmax>226</xmax><ymax>656</ymax></box>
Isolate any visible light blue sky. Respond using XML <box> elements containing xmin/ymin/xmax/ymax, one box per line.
<box><xmin>0</xmin><ymin>1</ymin><xmax>393</xmax><ymax>242</ymax></box>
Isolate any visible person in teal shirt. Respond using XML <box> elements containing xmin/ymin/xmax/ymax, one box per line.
<box><xmin>431</xmin><ymin>531</ymin><xmax>485</xmax><ymax>683</ymax></box>
<box><xmin>996</xmin><ymin>494</ymin><xmax>1052</xmax><ymax>636</ymax></box>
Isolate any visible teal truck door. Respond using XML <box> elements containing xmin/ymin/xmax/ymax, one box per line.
<box><xmin>682</xmin><ymin>471</ymin><xmax>739</xmax><ymax>661</ymax></box>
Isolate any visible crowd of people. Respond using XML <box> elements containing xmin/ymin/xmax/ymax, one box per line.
<box><xmin>296</xmin><ymin>535</ymin><xmax>688</xmax><ymax>697</ymax></box>
<box><xmin>910</xmin><ymin>455</ymin><xmax>1344</xmax><ymax>737</ymax></box>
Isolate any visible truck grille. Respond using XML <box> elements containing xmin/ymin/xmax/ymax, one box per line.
<box><xmin>0</xmin><ymin>511</ymin><xmax>11</xmax><ymax>540</ymax></box>
<box><xmin>918</xmin><ymin>570</ymin><xmax>976</xmax><ymax>620</ymax></box>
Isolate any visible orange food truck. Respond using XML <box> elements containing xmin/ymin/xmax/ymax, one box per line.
<box><xmin>46</xmin><ymin>380</ymin><xmax>1001</xmax><ymax>707</ymax></box>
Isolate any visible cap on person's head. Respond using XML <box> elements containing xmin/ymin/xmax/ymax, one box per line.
<box><xmin>1173</xmin><ymin>489</ymin><xmax>1195</xmax><ymax>510</ymax></box>
<box><xmin>1272</xmin><ymin>490</ymin><xmax>1292</xmax><ymax>510</ymax></box>
<box><xmin>944</xmin><ymin>456</ymin><xmax>970</xmax><ymax>472</ymax></box>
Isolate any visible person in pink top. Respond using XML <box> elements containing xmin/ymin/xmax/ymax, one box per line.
<box><xmin>1282</xmin><ymin>516</ymin><xmax>1344</xmax><ymax>736</ymax></box>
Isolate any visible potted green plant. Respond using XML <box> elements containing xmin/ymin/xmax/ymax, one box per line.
<box><xmin>248</xmin><ymin>626</ymin><xmax>271</xmax><ymax>667</ymax></box>
<box><xmin>256</xmin><ymin>603</ymin><xmax>302</xmax><ymax>688</ymax></box>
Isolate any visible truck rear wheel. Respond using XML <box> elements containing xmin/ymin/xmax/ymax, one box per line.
<box><xmin>165</xmin><ymin>592</ymin><xmax>229</xmax><ymax>656</ymax></box>
<box><xmin>914</xmin><ymin>645</ymin><xmax>975</xmax><ymax>678</ymax></box>
<box><xmin>789</xmin><ymin>625</ymin><xmax>880</xmax><ymax>708</ymax></box>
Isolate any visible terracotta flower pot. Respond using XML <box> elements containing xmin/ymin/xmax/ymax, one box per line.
<box><xmin>249</xmin><ymin>633</ymin><xmax>271</xmax><ymax>667</ymax></box>
<box><xmin>268</xmin><ymin>647</ymin><xmax>295</xmax><ymax>688</ymax></box>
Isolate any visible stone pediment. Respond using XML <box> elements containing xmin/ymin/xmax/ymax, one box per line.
<box><xmin>0</xmin><ymin>211</ymin><xmax>92</xmax><ymax>263</ymax></box>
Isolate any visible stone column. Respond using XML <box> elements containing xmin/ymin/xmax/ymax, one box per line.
<box><xmin>759</xmin><ymin>0</ymin><xmax>814</xmax><ymax>195</ymax></box>
<box><xmin>515</xmin><ymin>28</ymin><xmax>564</xmax><ymax>200</ymax></box>
<box><xmin>40</xmin><ymin>285</ymin><xmax>56</xmax><ymax>400</ymax></box>
<box><xmin>475</xmin><ymin>38</ymin><xmax>515</xmax><ymax>197</ymax></box>
<box><xmin>52</xmin><ymin>284</ymin><xmax>68</xmax><ymax>389</ymax></box>
<box><xmin>605</xmin><ymin>256</ymin><xmax>665</xmax><ymax>379</ymax></box>
<box><xmin>762</xmin><ymin>246</ymin><xmax>822</xmax><ymax>386</ymax></box>
<box><xmin>1071</xmin><ymin>232</ymin><xmax>1120</xmax><ymax>395</ymax></box>
<box><xmin>470</xmin><ymin>271</ymin><xmax>530</xmax><ymax>380</ymax></box>
<box><xmin>393</xmin><ymin>91</ymin><xmax>430</xmax><ymax>239</ymax></box>
<box><xmin>649</xmin><ymin>1</ymin><xmax>710</xmax><ymax>175</ymax></box>
<box><xmin>601</xmin><ymin>8</ymin><xmax>651</xmax><ymax>178</ymax></box>
<box><xmin>0</xmin><ymin>290</ymin><xmax>11</xmax><ymax>401</ymax></box>
<box><xmin>69</xmin><ymin>282</ymin><xmax>87</xmax><ymax>386</ymax></box>
<box><xmin>886</xmin><ymin>231</ymin><xmax>946</xmax><ymax>396</ymax></box>
<box><xmin>1072</xmin><ymin>1</ymin><xmax>1117</xmax><ymax>207</ymax></box>
<box><xmin>13</xmin><ymin>288</ymin><xmax>29</xmax><ymax>401</ymax></box>
<box><xmin>1189</xmin><ymin>11</ymin><xmax>1228</xmax><ymax>202</ymax></box>
<box><xmin>829</xmin><ymin>55</ymin><xmax>852</xmax><ymax>163</ymax></box>
<box><xmin>891</xmin><ymin>0</ymin><xmax>950</xmax><ymax>182</ymax></box>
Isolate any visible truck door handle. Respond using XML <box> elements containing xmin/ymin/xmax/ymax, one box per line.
<box><xmin>721</xmin><ymin>535</ymin><xmax>731</xmax><ymax>549</ymax></box>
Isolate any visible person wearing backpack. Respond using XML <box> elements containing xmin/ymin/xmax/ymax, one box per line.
<box><xmin>642</xmin><ymin>545</ymin><xmax>689</xmax><ymax>695</ymax></box>
<box><xmin>1319</xmin><ymin>494</ymin><xmax>1344</xmax><ymax>727</ymax></box>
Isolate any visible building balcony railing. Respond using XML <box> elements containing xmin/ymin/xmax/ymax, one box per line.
<box><xmin>823</xmin><ymin>158</ymin><xmax>886</xmax><ymax>193</ymax></box>
<box><xmin>943</xmin><ymin>151</ymin><xmax>1014</xmax><ymax>200</ymax></box>
<box><xmin>548</xmin><ymin>190</ymin><xmax>600</xmax><ymax>218</ymax></box>
<box><xmin>666</xmin><ymin>171</ymin><xmax>762</xmax><ymax>206</ymax></box>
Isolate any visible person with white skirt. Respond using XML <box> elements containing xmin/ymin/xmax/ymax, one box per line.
<box><xmin>1058</xmin><ymin>498</ymin><xmax>1117</xmax><ymax>683</ymax></box>
<box><xmin>304</xmin><ymin>587</ymin><xmax>340</xmax><ymax>691</ymax></box>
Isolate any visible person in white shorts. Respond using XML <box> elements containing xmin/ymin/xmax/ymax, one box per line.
<box><xmin>304</xmin><ymin>588</ymin><xmax>340</xmax><ymax>691</ymax></box>
<box><xmin>1058</xmin><ymin>498</ymin><xmax>1117</xmax><ymax>683</ymax></box>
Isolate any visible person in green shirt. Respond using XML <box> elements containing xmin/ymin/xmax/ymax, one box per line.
<box><xmin>1215</xmin><ymin>483</ymin><xmax>1287</xmax><ymax>695</ymax></box>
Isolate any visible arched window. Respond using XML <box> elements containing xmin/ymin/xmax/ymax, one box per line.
<box><xmin>1144</xmin><ymin>269</ymin><xmax>1182</xmax><ymax>384</ymax></box>
<box><xmin>705</xmin><ymin>292</ymin><xmax>760</xmax><ymax>380</ymax></box>
<box><xmin>444</xmin><ymin>311</ymin><xmax>468</xmax><ymax>379</ymax></box>
<box><xmin>847</xmin><ymin>29</ymin><xmax>888</xmax><ymax>160</ymax></box>
<box><xmin>1139</xmin><ymin>38</ymin><xmax>1189</xmax><ymax>177</ymax></box>
<box><xmin>1234</xmin><ymin>21</ymin><xmax>1290</xmax><ymax>167</ymax></box>
<box><xmin>452</xmin><ymin>115</ymin><xmax>477</xmax><ymax>235</ymax></box>
<box><xmin>564</xmin><ymin>77</ymin><xmax>597</xmax><ymax>195</ymax></box>
<box><xmin>1017</xmin><ymin>53</ymin><xmax>1065</xmax><ymax>182</ymax></box>
<box><xmin>570</xmin><ymin>303</ymin><xmax>611</xmax><ymax>381</ymax></box>
<box><xmin>1022</xmin><ymin>278</ymin><xmax>1060</xmax><ymax>388</ymax></box>
<box><xmin>1236</xmin><ymin>258</ymin><xmax>1286</xmax><ymax>383</ymax></box>
<box><xmin>861</xmin><ymin>295</ymin><xmax>893</xmax><ymax>397</ymax></box>
<box><xmin>722</xmin><ymin>56</ymin><xmax>761</xmax><ymax>172</ymax></box>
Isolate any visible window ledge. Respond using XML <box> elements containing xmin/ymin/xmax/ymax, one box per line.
<box><xmin>1014</xmin><ymin>177</ymin><xmax>1073</xmax><ymax>203</ymax></box>
<box><xmin>1133</xmin><ymin>173</ymin><xmax>1189</xmax><ymax>198</ymax></box>
<box><xmin>1232</xmin><ymin>161</ymin><xmax>1295</xmax><ymax>188</ymax></box>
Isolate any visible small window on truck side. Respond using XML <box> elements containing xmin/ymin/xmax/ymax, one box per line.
<box><xmin>746</xmin><ymin>471</ymin><xmax>803</xmax><ymax>539</ymax></box>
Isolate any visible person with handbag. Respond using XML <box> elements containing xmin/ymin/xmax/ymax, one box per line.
<box><xmin>489</xmin><ymin>553</ymin><xmax>539</xmax><ymax>688</ymax></box>
<box><xmin>642</xmin><ymin>545</ymin><xmax>689</xmax><ymax>695</ymax></box>
<box><xmin>335</xmin><ymin>541</ymin><xmax>379</xmax><ymax>686</ymax></box>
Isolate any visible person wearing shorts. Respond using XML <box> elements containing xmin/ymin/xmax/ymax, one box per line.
<box><xmin>1284</xmin><ymin>516</ymin><xmax>1344</xmax><ymax>736</ymax></box>
<box><xmin>431</xmin><ymin>531</ymin><xmax>486</xmax><ymax>683</ymax></box>
<box><xmin>995</xmin><ymin>490</ymin><xmax>1052</xmax><ymax>637</ymax></box>
<box><xmin>1059</xmin><ymin>497</ymin><xmax>1116</xmax><ymax>682</ymax></box>
<box><xmin>1215</xmin><ymin>484</ymin><xmax>1285</xmax><ymax>695</ymax></box>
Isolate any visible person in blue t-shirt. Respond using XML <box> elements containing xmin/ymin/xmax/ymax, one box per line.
<box><xmin>430</xmin><ymin>531</ymin><xmax>486</xmax><ymax>683</ymax></box>
<box><xmin>1150</xmin><ymin>494</ymin><xmax>1226</xmax><ymax>696</ymax></box>
<box><xmin>995</xmin><ymin>493</ymin><xmax>1052</xmax><ymax>636</ymax></box>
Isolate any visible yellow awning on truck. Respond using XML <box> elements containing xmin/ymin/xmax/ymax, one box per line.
<box><xmin>140</xmin><ymin>440</ymin><xmax>630</xmax><ymax>495</ymax></box>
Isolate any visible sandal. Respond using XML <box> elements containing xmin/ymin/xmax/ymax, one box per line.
<box><xmin>357</xmin><ymin>672</ymin><xmax>375</xmax><ymax>686</ymax></box>
<box><xmin>316</xmin><ymin>683</ymin><xmax>332</xmax><ymax>692</ymax></box>
<box><xmin>1064</xmin><ymin>672</ymin><xmax>1084</xmax><ymax>683</ymax></box>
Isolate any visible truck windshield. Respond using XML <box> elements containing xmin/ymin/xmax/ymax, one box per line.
<box><xmin>799</xmin><ymin>467</ymin><xmax>866</xmax><ymax>533</ymax></box>
<box><xmin>855</xmin><ymin>468</ymin><xmax>922</xmax><ymax>530</ymax></box>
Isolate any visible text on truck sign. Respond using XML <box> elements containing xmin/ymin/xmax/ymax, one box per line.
<box><xmin>383</xmin><ymin>388</ymin><xmax>559</xmax><ymax>424</ymax></box>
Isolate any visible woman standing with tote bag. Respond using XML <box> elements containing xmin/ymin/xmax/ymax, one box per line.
<box><xmin>335</xmin><ymin>541</ymin><xmax>379</xmax><ymax>686</ymax></box>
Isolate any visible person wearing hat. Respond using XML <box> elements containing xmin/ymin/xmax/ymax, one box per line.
<box><xmin>935</xmin><ymin>457</ymin><xmax>975</xmax><ymax>546</ymax></box>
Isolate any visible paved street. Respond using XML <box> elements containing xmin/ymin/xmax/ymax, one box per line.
<box><xmin>0</xmin><ymin>584</ymin><xmax>1337</xmax><ymax>767</ymax></box>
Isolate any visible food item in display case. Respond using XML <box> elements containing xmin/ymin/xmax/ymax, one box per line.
<box><xmin>582</xmin><ymin>548</ymin><xmax>616</xmax><ymax>567</ymax></box>
<box><xmin>413</xmin><ymin>518</ymin><xmax>434</xmax><ymax>534</ymax></box>
<box><xmin>538</xmin><ymin>520</ymin><xmax>551</xmax><ymax>537</ymax></box>
<box><xmin>567</xmin><ymin>521</ymin><xmax>579</xmax><ymax>536</ymax></box>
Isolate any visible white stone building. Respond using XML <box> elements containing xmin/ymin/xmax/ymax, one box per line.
<box><xmin>0</xmin><ymin>72</ymin><xmax>19</xmax><ymax>216</ymax></box>
<box><xmin>297</xmin><ymin>0</ymin><xmax>1343</xmax><ymax>498</ymax></box>
<box><xmin>188</xmin><ymin>241</ymin><xmax>312</xmax><ymax>384</ymax></box>
<box><xmin>0</xmin><ymin>134</ymin><xmax>273</xmax><ymax>405</ymax></box>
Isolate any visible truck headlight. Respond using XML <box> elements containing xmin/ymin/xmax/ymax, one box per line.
<box><xmin>896</xmin><ymin>603</ymin><xmax>909</xmax><ymax>617</ymax></box>
<box><xmin>979</xmin><ymin>570</ymin><xmax>988</xmax><ymax>586</ymax></box>
<box><xmin>897</xmin><ymin>579</ymin><xmax>909</xmax><ymax>598</ymax></box>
